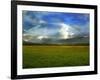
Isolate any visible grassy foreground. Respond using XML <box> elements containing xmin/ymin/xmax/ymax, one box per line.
<box><xmin>23</xmin><ymin>45</ymin><xmax>89</xmax><ymax>68</ymax></box>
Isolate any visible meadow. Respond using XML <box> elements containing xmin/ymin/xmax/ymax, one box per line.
<box><xmin>23</xmin><ymin>45</ymin><xmax>89</xmax><ymax>68</ymax></box>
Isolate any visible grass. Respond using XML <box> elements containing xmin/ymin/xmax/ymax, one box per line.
<box><xmin>23</xmin><ymin>45</ymin><xmax>89</xmax><ymax>68</ymax></box>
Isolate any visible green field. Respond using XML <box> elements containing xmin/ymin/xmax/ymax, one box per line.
<box><xmin>23</xmin><ymin>45</ymin><xmax>89</xmax><ymax>68</ymax></box>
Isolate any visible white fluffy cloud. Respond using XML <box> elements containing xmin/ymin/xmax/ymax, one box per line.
<box><xmin>23</xmin><ymin>22</ymin><xmax>85</xmax><ymax>43</ymax></box>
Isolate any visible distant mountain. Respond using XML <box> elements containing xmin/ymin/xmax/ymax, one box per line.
<box><xmin>57</xmin><ymin>36</ymin><xmax>89</xmax><ymax>44</ymax></box>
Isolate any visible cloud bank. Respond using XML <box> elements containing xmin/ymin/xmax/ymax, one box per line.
<box><xmin>23</xmin><ymin>11</ymin><xmax>89</xmax><ymax>43</ymax></box>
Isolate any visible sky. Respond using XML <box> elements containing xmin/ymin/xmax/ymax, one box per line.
<box><xmin>22</xmin><ymin>10</ymin><xmax>90</xmax><ymax>42</ymax></box>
